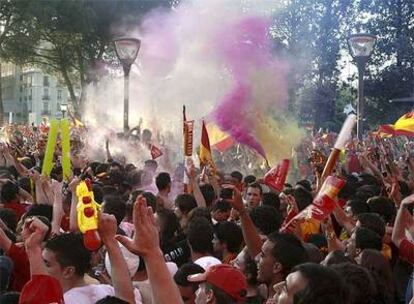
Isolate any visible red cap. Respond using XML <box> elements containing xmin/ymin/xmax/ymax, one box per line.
<box><xmin>188</xmin><ymin>264</ymin><xmax>247</xmax><ymax>302</ymax></box>
<box><xmin>19</xmin><ymin>274</ymin><xmax>64</xmax><ymax>304</ymax></box>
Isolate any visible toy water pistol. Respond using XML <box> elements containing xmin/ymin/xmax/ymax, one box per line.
<box><xmin>76</xmin><ymin>179</ymin><xmax>101</xmax><ymax>251</ymax></box>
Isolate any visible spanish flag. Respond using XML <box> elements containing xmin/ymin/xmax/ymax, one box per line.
<box><xmin>378</xmin><ymin>111</ymin><xmax>414</xmax><ymax>137</ymax></box>
<box><xmin>199</xmin><ymin>120</ymin><xmax>216</xmax><ymax>172</ymax></box>
<box><xmin>206</xmin><ymin>122</ymin><xmax>233</xmax><ymax>152</ymax></box>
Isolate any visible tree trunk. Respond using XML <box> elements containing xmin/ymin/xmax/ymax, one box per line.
<box><xmin>60</xmin><ymin>64</ymin><xmax>79</xmax><ymax>118</ymax></box>
<box><xmin>0</xmin><ymin>62</ymin><xmax>4</xmax><ymax>126</ymax></box>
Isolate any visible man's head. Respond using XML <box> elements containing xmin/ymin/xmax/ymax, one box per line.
<box><xmin>213</xmin><ymin>221</ymin><xmax>243</xmax><ymax>257</ymax></box>
<box><xmin>176</xmin><ymin>194</ymin><xmax>197</xmax><ymax>218</ymax></box>
<box><xmin>366</xmin><ymin>196</ymin><xmax>396</xmax><ymax>224</ymax></box>
<box><xmin>102</xmin><ymin>195</ymin><xmax>126</xmax><ymax>226</ymax></box>
<box><xmin>156</xmin><ymin>172</ymin><xmax>171</xmax><ymax>193</ymax></box>
<box><xmin>211</xmin><ymin>199</ymin><xmax>231</xmax><ymax>222</ymax></box>
<box><xmin>250</xmin><ymin>206</ymin><xmax>282</xmax><ymax>236</ymax></box>
<box><xmin>43</xmin><ymin>233</ymin><xmax>91</xmax><ymax>287</ymax></box>
<box><xmin>174</xmin><ymin>263</ymin><xmax>205</xmax><ymax>304</ymax></box>
<box><xmin>257</xmin><ymin>233</ymin><xmax>308</xmax><ymax>285</ymax></box>
<box><xmin>189</xmin><ymin>264</ymin><xmax>247</xmax><ymax>304</ymax></box>
<box><xmin>274</xmin><ymin>263</ymin><xmax>346</xmax><ymax>304</ymax></box>
<box><xmin>345</xmin><ymin>199</ymin><xmax>369</xmax><ymax>220</ymax></box>
<box><xmin>245</xmin><ymin>183</ymin><xmax>262</xmax><ymax>208</ymax></box>
<box><xmin>1</xmin><ymin>181</ymin><xmax>19</xmax><ymax>203</ymax></box>
<box><xmin>356</xmin><ymin>213</ymin><xmax>386</xmax><ymax>239</ymax></box>
<box><xmin>345</xmin><ymin>227</ymin><xmax>382</xmax><ymax>261</ymax></box>
<box><xmin>187</xmin><ymin>217</ymin><xmax>214</xmax><ymax>256</ymax></box>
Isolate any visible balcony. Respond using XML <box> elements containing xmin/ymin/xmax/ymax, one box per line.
<box><xmin>41</xmin><ymin>110</ymin><xmax>51</xmax><ymax>115</ymax></box>
<box><xmin>42</xmin><ymin>95</ymin><xmax>50</xmax><ymax>100</ymax></box>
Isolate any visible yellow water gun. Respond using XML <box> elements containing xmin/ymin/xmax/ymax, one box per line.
<box><xmin>76</xmin><ymin>179</ymin><xmax>101</xmax><ymax>251</ymax></box>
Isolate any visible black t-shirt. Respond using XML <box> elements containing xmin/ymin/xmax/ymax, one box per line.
<box><xmin>162</xmin><ymin>235</ymin><xmax>190</xmax><ymax>267</ymax></box>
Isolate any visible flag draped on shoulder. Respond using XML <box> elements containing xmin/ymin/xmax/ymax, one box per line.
<box><xmin>199</xmin><ymin>120</ymin><xmax>216</xmax><ymax>172</ymax></box>
<box><xmin>378</xmin><ymin>111</ymin><xmax>414</xmax><ymax>137</ymax></box>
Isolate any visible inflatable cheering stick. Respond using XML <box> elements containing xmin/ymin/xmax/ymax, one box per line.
<box><xmin>76</xmin><ymin>179</ymin><xmax>101</xmax><ymax>251</ymax></box>
<box><xmin>263</xmin><ymin>159</ymin><xmax>290</xmax><ymax>192</ymax></box>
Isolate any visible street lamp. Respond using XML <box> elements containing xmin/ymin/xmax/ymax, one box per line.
<box><xmin>60</xmin><ymin>103</ymin><xmax>68</xmax><ymax>118</ymax></box>
<box><xmin>113</xmin><ymin>37</ymin><xmax>141</xmax><ymax>133</ymax></box>
<box><xmin>347</xmin><ymin>33</ymin><xmax>376</xmax><ymax>140</ymax></box>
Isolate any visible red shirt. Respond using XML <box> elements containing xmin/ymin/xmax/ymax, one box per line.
<box><xmin>398</xmin><ymin>238</ymin><xmax>414</xmax><ymax>265</ymax></box>
<box><xmin>6</xmin><ymin>242</ymin><xmax>31</xmax><ymax>292</ymax></box>
<box><xmin>19</xmin><ymin>274</ymin><xmax>64</xmax><ymax>304</ymax></box>
<box><xmin>3</xmin><ymin>202</ymin><xmax>30</xmax><ymax>220</ymax></box>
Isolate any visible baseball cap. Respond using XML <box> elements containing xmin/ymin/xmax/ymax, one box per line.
<box><xmin>188</xmin><ymin>264</ymin><xmax>247</xmax><ymax>302</ymax></box>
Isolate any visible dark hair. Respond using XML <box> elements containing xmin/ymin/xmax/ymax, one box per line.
<box><xmin>17</xmin><ymin>177</ymin><xmax>32</xmax><ymax>194</ymax></box>
<box><xmin>346</xmin><ymin>199</ymin><xmax>369</xmax><ymax>216</ymax></box>
<box><xmin>359</xmin><ymin>249</ymin><xmax>395</xmax><ymax>303</ymax></box>
<box><xmin>92</xmin><ymin>184</ymin><xmax>104</xmax><ymax>204</ymax></box>
<box><xmin>212</xmin><ymin>199</ymin><xmax>231</xmax><ymax>213</ymax></box>
<box><xmin>293</xmin><ymin>186</ymin><xmax>313</xmax><ymax>211</ymax></box>
<box><xmin>25</xmin><ymin>204</ymin><xmax>53</xmax><ymax>222</ymax></box>
<box><xmin>323</xmin><ymin>250</ymin><xmax>351</xmax><ymax>266</ymax></box>
<box><xmin>144</xmin><ymin>159</ymin><xmax>157</xmax><ymax>171</ymax></box>
<box><xmin>292</xmin><ymin>263</ymin><xmax>347</xmax><ymax>304</ymax></box>
<box><xmin>355</xmin><ymin>227</ymin><xmax>382</xmax><ymax>252</ymax></box>
<box><xmin>215</xmin><ymin>221</ymin><xmax>243</xmax><ymax>253</ymax></box>
<box><xmin>189</xmin><ymin>207</ymin><xmax>213</xmax><ymax>225</ymax></box>
<box><xmin>250</xmin><ymin>206</ymin><xmax>282</xmax><ymax>235</ymax></box>
<box><xmin>244</xmin><ymin>253</ymin><xmax>259</xmax><ymax>286</ymax></box>
<box><xmin>357</xmin><ymin>213</ymin><xmax>386</xmax><ymax>238</ymax></box>
<box><xmin>155</xmin><ymin>172</ymin><xmax>171</xmax><ymax>191</ymax></box>
<box><xmin>367</xmin><ymin>196</ymin><xmax>396</xmax><ymax>224</ymax></box>
<box><xmin>220</xmin><ymin>188</ymin><xmax>234</xmax><ymax>200</ymax></box>
<box><xmin>142</xmin><ymin>192</ymin><xmax>157</xmax><ymax>212</ymax></box>
<box><xmin>0</xmin><ymin>209</ymin><xmax>17</xmax><ymax>232</ymax></box>
<box><xmin>243</xmin><ymin>175</ymin><xmax>256</xmax><ymax>185</ymax></box>
<box><xmin>267</xmin><ymin>233</ymin><xmax>308</xmax><ymax>278</ymax></box>
<box><xmin>187</xmin><ymin>217</ymin><xmax>214</xmax><ymax>254</ymax></box>
<box><xmin>126</xmin><ymin>169</ymin><xmax>143</xmax><ymax>188</ymax></box>
<box><xmin>157</xmin><ymin>209</ymin><xmax>181</xmax><ymax>248</ymax></box>
<box><xmin>331</xmin><ymin>263</ymin><xmax>377</xmax><ymax>304</ymax></box>
<box><xmin>247</xmin><ymin>182</ymin><xmax>262</xmax><ymax>194</ymax></box>
<box><xmin>45</xmin><ymin>233</ymin><xmax>91</xmax><ymax>276</ymax></box>
<box><xmin>200</xmin><ymin>184</ymin><xmax>216</xmax><ymax>208</ymax></box>
<box><xmin>296</xmin><ymin>179</ymin><xmax>312</xmax><ymax>192</ymax></box>
<box><xmin>0</xmin><ymin>291</ymin><xmax>20</xmax><ymax>304</ymax></box>
<box><xmin>102</xmin><ymin>195</ymin><xmax>126</xmax><ymax>226</ymax></box>
<box><xmin>262</xmin><ymin>192</ymin><xmax>280</xmax><ymax>210</ymax></box>
<box><xmin>95</xmin><ymin>296</ymin><xmax>129</xmax><ymax>304</ymax></box>
<box><xmin>1</xmin><ymin>181</ymin><xmax>19</xmax><ymax>202</ymax></box>
<box><xmin>174</xmin><ymin>262</ymin><xmax>205</xmax><ymax>288</ymax></box>
<box><xmin>176</xmin><ymin>194</ymin><xmax>197</xmax><ymax>214</ymax></box>
<box><xmin>230</xmin><ymin>171</ymin><xmax>243</xmax><ymax>183</ymax></box>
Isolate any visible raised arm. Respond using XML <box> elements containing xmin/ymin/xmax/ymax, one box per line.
<box><xmin>116</xmin><ymin>196</ymin><xmax>183</xmax><ymax>304</ymax></box>
<box><xmin>392</xmin><ymin>193</ymin><xmax>414</xmax><ymax>248</ymax></box>
<box><xmin>226</xmin><ymin>185</ymin><xmax>262</xmax><ymax>258</ymax></box>
<box><xmin>98</xmin><ymin>213</ymin><xmax>135</xmax><ymax>304</ymax></box>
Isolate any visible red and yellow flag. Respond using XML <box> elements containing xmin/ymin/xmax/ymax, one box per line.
<box><xmin>206</xmin><ymin>122</ymin><xmax>233</xmax><ymax>152</ymax></box>
<box><xmin>199</xmin><ymin>120</ymin><xmax>216</xmax><ymax>172</ymax></box>
<box><xmin>378</xmin><ymin>111</ymin><xmax>414</xmax><ymax>137</ymax></box>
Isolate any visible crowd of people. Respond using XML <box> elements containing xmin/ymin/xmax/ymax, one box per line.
<box><xmin>1</xmin><ymin>121</ymin><xmax>414</xmax><ymax>304</ymax></box>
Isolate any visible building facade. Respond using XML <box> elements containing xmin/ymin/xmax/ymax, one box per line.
<box><xmin>1</xmin><ymin>62</ymin><xmax>69</xmax><ymax>125</ymax></box>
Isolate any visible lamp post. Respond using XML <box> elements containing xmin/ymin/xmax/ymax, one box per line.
<box><xmin>113</xmin><ymin>37</ymin><xmax>141</xmax><ymax>133</ymax></box>
<box><xmin>347</xmin><ymin>33</ymin><xmax>376</xmax><ymax>140</ymax></box>
<box><xmin>60</xmin><ymin>103</ymin><xmax>68</xmax><ymax>118</ymax></box>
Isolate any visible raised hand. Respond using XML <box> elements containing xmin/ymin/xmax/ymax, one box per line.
<box><xmin>115</xmin><ymin>195</ymin><xmax>160</xmax><ymax>257</ymax></box>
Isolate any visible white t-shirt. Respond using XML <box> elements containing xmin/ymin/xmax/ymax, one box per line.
<box><xmin>194</xmin><ymin>256</ymin><xmax>221</xmax><ymax>270</ymax></box>
<box><xmin>64</xmin><ymin>284</ymin><xmax>142</xmax><ymax>304</ymax></box>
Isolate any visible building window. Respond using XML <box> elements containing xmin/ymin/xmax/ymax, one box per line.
<box><xmin>20</xmin><ymin>85</ymin><xmax>23</xmax><ymax>92</ymax></box>
<box><xmin>27</xmin><ymin>76</ymin><xmax>32</xmax><ymax>86</ymax></box>
<box><xmin>43</xmin><ymin>76</ymin><xmax>49</xmax><ymax>87</ymax></box>
<box><xmin>57</xmin><ymin>90</ymin><xmax>62</xmax><ymax>99</ymax></box>
<box><xmin>43</xmin><ymin>88</ymin><xmax>49</xmax><ymax>100</ymax></box>
<box><xmin>43</xmin><ymin>101</ymin><xmax>49</xmax><ymax>111</ymax></box>
<box><xmin>20</xmin><ymin>75</ymin><xmax>23</xmax><ymax>81</ymax></box>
